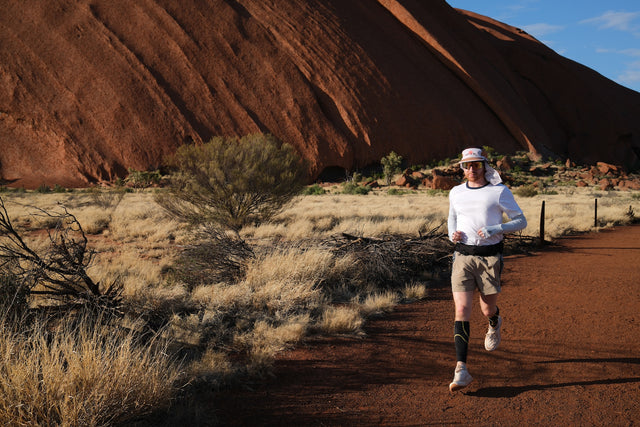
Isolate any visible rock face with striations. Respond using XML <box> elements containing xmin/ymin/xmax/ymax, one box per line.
<box><xmin>1</xmin><ymin>0</ymin><xmax>639</xmax><ymax>188</ymax></box>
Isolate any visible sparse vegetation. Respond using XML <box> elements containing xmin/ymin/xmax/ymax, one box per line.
<box><xmin>0</xmin><ymin>147</ymin><xmax>638</xmax><ymax>424</ymax></box>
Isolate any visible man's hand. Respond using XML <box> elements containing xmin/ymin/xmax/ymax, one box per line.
<box><xmin>452</xmin><ymin>231</ymin><xmax>465</xmax><ymax>243</ymax></box>
<box><xmin>478</xmin><ymin>224</ymin><xmax>502</xmax><ymax>239</ymax></box>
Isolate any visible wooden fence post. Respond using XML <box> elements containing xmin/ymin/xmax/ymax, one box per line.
<box><xmin>539</xmin><ymin>200</ymin><xmax>545</xmax><ymax>244</ymax></box>
<box><xmin>594</xmin><ymin>198</ymin><xmax>598</xmax><ymax>228</ymax></box>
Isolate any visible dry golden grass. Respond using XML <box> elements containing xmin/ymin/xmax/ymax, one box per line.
<box><xmin>359</xmin><ymin>291</ymin><xmax>400</xmax><ymax>317</ymax></box>
<box><xmin>0</xmin><ymin>311</ymin><xmax>181</xmax><ymax>426</ymax></box>
<box><xmin>243</xmin><ymin>193</ymin><xmax>450</xmax><ymax>240</ymax></box>
<box><xmin>243</xmin><ymin>187</ymin><xmax>638</xmax><ymax>241</ymax></box>
<box><xmin>318</xmin><ymin>305</ymin><xmax>364</xmax><ymax>335</ymax></box>
<box><xmin>514</xmin><ymin>188</ymin><xmax>639</xmax><ymax>238</ymax></box>
<box><xmin>402</xmin><ymin>282</ymin><xmax>429</xmax><ymax>301</ymax></box>
<box><xmin>234</xmin><ymin>315</ymin><xmax>310</xmax><ymax>376</ymax></box>
<box><xmin>187</xmin><ymin>348</ymin><xmax>235</xmax><ymax>382</ymax></box>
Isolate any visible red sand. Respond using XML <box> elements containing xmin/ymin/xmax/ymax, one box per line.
<box><xmin>213</xmin><ymin>225</ymin><xmax>640</xmax><ymax>425</ymax></box>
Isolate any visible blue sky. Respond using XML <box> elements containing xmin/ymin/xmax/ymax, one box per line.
<box><xmin>448</xmin><ymin>0</ymin><xmax>640</xmax><ymax>93</ymax></box>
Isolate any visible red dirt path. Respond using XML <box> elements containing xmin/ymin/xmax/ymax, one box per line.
<box><xmin>213</xmin><ymin>225</ymin><xmax>640</xmax><ymax>426</ymax></box>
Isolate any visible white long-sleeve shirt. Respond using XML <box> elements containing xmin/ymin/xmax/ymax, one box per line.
<box><xmin>448</xmin><ymin>182</ymin><xmax>526</xmax><ymax>246</ymax></box>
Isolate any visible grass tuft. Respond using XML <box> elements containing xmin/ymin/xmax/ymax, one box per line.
<box><xmin>0</xmin><ymin>310</ymin><xmax>182</xmax><ymax>426</ymax></box>
<box><xmin>317</xmin><ymin>305</ymin><xmax>364</xmax><ymax>335</ymax></box>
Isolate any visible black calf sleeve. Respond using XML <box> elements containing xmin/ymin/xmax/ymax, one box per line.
<box><xmin>454</xmin><ymin>321</ymin><xmax>470</xmax><ymax>363</ymax></box>
<box><xmin>489</xmin><ymin>306</ymin><xmax>500</xmax><ymax>327</ymax></box>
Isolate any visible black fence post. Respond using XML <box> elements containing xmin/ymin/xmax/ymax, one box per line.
<box><xmin>539</xmin><ymin>200</ymin><xmax>545</xmax><ymax>245</ymax></box>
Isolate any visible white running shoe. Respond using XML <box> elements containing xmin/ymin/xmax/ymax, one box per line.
<box><xmin>449</xmin><ymin>366</ymin><xmax>473</xmax><ymax>392</ymax></box>
<box><xmin>484</xmin><ymin>315</ymin><xmax>502</xmax><ymax>351</ymax></box>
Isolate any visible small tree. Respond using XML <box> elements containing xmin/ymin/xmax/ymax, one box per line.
<box><xmin>381</xmin><ymin>151</ymin><xmax>403</xmax><ymax>186</ymax></box>
<box><xmin>156</xmin><ymin>133</ymin><xmax>307</xmax><ymax>232</ymax></box>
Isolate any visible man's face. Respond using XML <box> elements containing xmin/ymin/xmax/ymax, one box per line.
<box><xmin>461</xmin><ymin>161</ymin><xmax>485</xmax><ymax>184</ymax></box>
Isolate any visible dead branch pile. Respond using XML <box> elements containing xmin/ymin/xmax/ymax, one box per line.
<box><xmin>327</xmin><ymin>230</ymin><xmax>453</xmax><ymax>289</ymax></box>
<box><xmin>503</xmin><ymin>232</ymin><xmax>540</xmax><ymax>254</ymax></box>
<box><xmin>325</xmin><ymin>228</ymin><xmax>540</xmax><ymax>291</ymax></box>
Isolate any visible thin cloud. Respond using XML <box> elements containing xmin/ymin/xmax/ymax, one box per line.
<box><xmin>580</xmin><ymin>10</ymin><xmax>640</xmax><ymax>33</ymax></box>
<box><xmin>618</xmin><ymin>61</ymin><xmax>640</xmax><ymax>85</ymax></box>
<box><xmin>521</xmin><ymin>23</ymin><xmax>564</xmax><ymax>37</ymax></box>
<box><xmin>595</xmin><ymin>47</ymin><xmax>640</xmax><ymax>57</ymax></box>
<box><xmin>506</xmin><ymin>0</ymin><xmax>540</xmax><ymax>13</ymax></box>
<box><xmin>493</xmin><ymin>0</ymin><xmax>540</xmax><ymax>22</ymax></box>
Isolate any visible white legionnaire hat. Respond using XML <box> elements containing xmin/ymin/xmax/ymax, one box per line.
<box><xmin>459</xmin><ymin>147</ymin><xmax>503</xmax><ymax>185</ymax></box>
<box><xmin>459</xmin><ymin>147</ymin><xmax>488</xmax><ymax>163</ymax></box>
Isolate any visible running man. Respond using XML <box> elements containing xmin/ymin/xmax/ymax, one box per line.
<box><xmin>447</xmin><ymin>147</ymin><xmax>527</xmax><ymax>392</ymax></box>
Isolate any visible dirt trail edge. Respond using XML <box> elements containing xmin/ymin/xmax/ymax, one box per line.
<box><xmin>213</xmin><ymin>225</ymin><xmax>640</xmax><ymax>426</ymax></box>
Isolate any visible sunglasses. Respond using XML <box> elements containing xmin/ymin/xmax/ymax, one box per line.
<box><xmin>460</xmin><ymin>161</ymin><xmax>485</xmax><ymax>170</ymax></box>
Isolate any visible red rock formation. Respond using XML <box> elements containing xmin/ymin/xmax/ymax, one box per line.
<box><xmin>1</xmin><ymin>0</ymin><xmax>639</xmax><ymax>188</ymax></box>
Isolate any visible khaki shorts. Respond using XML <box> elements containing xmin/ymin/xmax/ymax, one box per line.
<box><xmin>451</xmin><ymin>252</ymin><xmax>503</xmax><ymax>295</ymax></box>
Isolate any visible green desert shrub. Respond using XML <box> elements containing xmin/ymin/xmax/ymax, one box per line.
<box><xmin>156</xmin><ymin>133</ymin><xmax>307</xmax><ymax>231</ymax></box>
<box><xmin>302</xmin><ymin>184</ymin><xmax>326</xmax><ymax>195</ymax></box>
<box><xmin>341</xmin><ymin>182</ymin><xmax>371</xmax><ymax>195</ymax></box>
<box><xmin>515</xmin><ymin>185</ymin><xmax>538</xmax><ymax>197</ymax></box>
<box><xmin>381</xmin><ymin>151</ymin><xmax>402</xmax><ymax>186</ymax></box>
<box><xmin>35</xmin><ymin>184</ymin><xmax>51</xmax><ymax>193</ymax></box>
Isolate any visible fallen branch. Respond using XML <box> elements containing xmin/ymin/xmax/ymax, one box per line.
<box><xmin>0</xmin><ymin>197</ymin><xmax>122</xmax><ymax>309</ymax></box>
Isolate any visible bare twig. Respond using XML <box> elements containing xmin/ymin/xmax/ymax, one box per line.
<box><xmin>0</xmin><ymin>197</ymin><xmax>122</xmax><ymax>308</ymax></box>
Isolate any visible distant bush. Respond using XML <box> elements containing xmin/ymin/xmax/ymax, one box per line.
<box><xmin>482</xmin><ymin>145</ymin><xmax>497</xmax><ymax>160</ymax></box>
<box><xmin>341</xmin><ymin>182</ymin><xmax>371</xmax><ymax>195</ymax></box>
<box><xmin>35</xmin><ymin>184</ymin><xmax>51</xmax><ymax>193</ymax></box>
<box><xmin>52</xmin><ymin>184</ymin><xmax>68</xmax><ymax>193</ymax></box>
<box><xmin>125</xmin><ymin>169</ymin><xmax>163</xmax><ymax>188</ymax></box>
<box><xmin>515</xmin><ymin>185</ymin><xmax>538</xmax><ymax>197</ymax></box>
<box><xmin>302</xmin><ymin>184</ymin><xmax>326</xmax><ymax>195</ymax></box>
<box><xmin>86</xmin><ymin>187</ymin><xmax>125</xmax><ymax>210</ymax></box>
<box><xmin>381</xmin><ymin>151</ymin><xmax>402</xmax><ymax>186</ymax></box>
<box><xmin>156</xmin><ymin>133</ymin><xmax>306</xmax><ymax>231</ymax></box>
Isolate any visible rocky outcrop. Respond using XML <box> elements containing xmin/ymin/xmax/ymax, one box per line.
<box><xmin>1</xmin><ymin>0</ymin><xmax>639</xmax><ymax>188</ymax></box>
